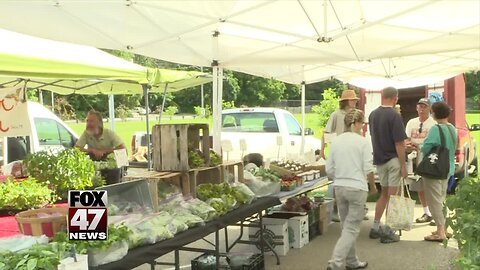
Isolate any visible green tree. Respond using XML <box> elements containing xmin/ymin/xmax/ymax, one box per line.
<box><xmin>305</xmin><ymin>78</ymin><xmax>346</xmax><ymax>100</ymax></box>
<box><xmin>235</xmin><ymin>73</ymin><xmax>286</xmax><ymax>106</ymax></box>
<box><xmin>312</xmin><ymin>88</ymin><xmax>340</xmax><ymax>127</ymax></box>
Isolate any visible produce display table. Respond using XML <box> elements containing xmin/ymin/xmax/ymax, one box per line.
<box><xmin>92</xmin><ymin>196</ymin><xmax>281</xmax><ymax>270</ymax></box>
<box><xmin>225</xmin><ymin>176</ymin><xmax>331</xmax><ymax>266</ymax></box>
<box><xmin>276</xmin><ymin>176</ymin><xmax>331</xmax><ymax>201</ymax></box>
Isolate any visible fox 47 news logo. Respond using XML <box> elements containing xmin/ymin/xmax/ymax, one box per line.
<box><xmin>68</xmin><ymin>190</ymin><xmax>108</xmax><ymax>240</ymax></box>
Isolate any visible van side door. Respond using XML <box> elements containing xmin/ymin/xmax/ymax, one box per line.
<box><xmin>34</xmin><ymin>118</ymin><xmax>76</xmax><ymax>152</ymax></box>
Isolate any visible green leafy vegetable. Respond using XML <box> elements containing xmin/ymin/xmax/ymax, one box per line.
<box><xmin>0</xmin><ymin>177</ymin><xmax>57</xmax><ymax>210</ymax></box>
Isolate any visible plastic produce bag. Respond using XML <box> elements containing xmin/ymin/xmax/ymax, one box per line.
<box><xmin>231</xmin><ymin>183</ymin><xmax>255</xmax><ymax>204</ymax></box>
<box><xmin>0</xmin><ymin>235</ymin><xmax>48</xmax><ymax>252</ymax></box>
<box><xmin>182</xmin><ymin>197</ymin><xmax>218</xmax><ymax>221</ymax></box>
<box><xmin>171</xmin><ymin>208</ymin><xmax>205</xmax><ymax>228</ymax></box>
<box><xmin>88</xmin><ymin>240</ymin><xmax>129</xmax><ymax>267</ymax></box>
<box><xmin>207</xmin><ymin>198</ymin><xmax>228</xmax><ymax>215</ymax></box>
<box><xmin>195</xmin><ymin>254</ymin><xmax>230</xmax><ymax>270</ymax></box>
<box><xmin>244</xmin><ymin>171</ymin><xmax>280</xmax><ymax>197</ymax></box>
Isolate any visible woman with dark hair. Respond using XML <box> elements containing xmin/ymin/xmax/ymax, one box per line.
<box><xmin>421</xmin><ymin>102</ymin><xmax>457</xmax><ymax>242</ymax></box>
<box><xmin>326</xmin><ymin>109</ymin><xmax>377</xmax><ymax>270</ymax></box>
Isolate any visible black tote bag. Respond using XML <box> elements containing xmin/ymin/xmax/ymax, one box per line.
<box><xmin>415</xmin><ymin>125</ymin><xmax>450</xmax><ymax>179</ymax></box>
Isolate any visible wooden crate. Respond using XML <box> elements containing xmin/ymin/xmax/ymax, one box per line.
<box><xmin>188</xmin><ymin>166</ymin><xmax>222</xmax><ymax>197</ymax></box>
<box><xmin>124</xmin><ymin>170</ymin><xmax>190</xmax><ymax>211</ymax></box>
<box><xmin>152</xmin><ymin>124</ymin><xmax>210</xmax><ymax>171</ymax></box>
<box><xmin>221</xmin><ymin>160</ymin><xmax>244</xmax><ymax>183</ymax></box>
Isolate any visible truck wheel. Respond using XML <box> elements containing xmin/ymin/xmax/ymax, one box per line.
<box><xmin>471</xmin><ymin>157</ymin><xmax>478</xmax><ymax>177</ymax></box>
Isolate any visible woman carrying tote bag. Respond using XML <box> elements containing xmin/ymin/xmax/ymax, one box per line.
<box><xmin>420</xmin><ymin>102</ymin><xmax>457</xmax><ymax>242</ymax></box>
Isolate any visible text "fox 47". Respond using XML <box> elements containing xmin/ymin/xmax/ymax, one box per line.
<box><xmin>68</xmin><ymin>190</ymin><xmax>108</xmax><ymax>241</ymax></box>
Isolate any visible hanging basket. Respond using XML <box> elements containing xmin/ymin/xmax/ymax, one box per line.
<box><xmin>15</xmin><ymin>207</ymin><xmax>68</xmax><ymax>238</ymax></box>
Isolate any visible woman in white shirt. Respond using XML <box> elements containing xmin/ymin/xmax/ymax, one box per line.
<box><xmin>326</xmin><ymin>109</ymin><xmax>377</xmax><ymax>270</ymax></box>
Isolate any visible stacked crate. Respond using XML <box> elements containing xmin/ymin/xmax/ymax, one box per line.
<box><xmin>152</xmin><ymin>124</ymin><xmax>228</xmax><ymax>197</ymax></box>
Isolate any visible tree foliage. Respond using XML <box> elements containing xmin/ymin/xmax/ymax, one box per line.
<box><xmin>311</xmin><ymin>88</ymin><xmax>340</xmax><ymax>127</ymax></box>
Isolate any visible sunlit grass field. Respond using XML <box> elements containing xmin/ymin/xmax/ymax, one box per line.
<box><xmin>68</xmin><ymin>113</ymin><xmax>478</xmax><ymax>157</ymax></box>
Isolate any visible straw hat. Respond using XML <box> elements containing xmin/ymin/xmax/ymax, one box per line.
<box><xmin>339</xmin><ymin>89</ymin><xmax>359</xmax><ymax>101</ymax></box>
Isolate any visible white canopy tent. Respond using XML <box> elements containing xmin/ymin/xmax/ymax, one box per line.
<box><xmin>0</xmin><ymin>0</ymin><xmax>478</xmax><ymax>151</ymax></box>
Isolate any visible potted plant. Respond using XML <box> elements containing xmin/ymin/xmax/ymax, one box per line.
<box><xmin>23</xmin><ymin>148</ymin><xmax>95</xmax><ymax>199</ymax></box>
<box><xmin>0</xmin><ymin>177</ymin><xmax>56</xmax><ymax>214</ymax></box>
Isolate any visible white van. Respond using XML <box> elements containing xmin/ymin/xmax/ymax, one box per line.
<box><xmin>1</xmin><ymin>101</ymin><xmax>79</xmax><ymax>165</ymax></box>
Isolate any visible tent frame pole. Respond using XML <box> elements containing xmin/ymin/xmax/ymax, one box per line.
<box><xmin>143</xmin><ymin>84</ymin><xmax>152</xmax><ymax>171</ymax></box>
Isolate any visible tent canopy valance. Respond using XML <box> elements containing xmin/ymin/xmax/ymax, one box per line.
<box><xmin>0</xmin><ymin>28</ymin><xmax>211</xmax><ymax>94</ymax></box>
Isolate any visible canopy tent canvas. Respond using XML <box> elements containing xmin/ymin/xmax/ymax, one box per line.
<box><xmin>0</xmin><ymin>0</ymin><xmax>478</xmax><ymax>152</ymax></box>
<box><xmin>0</xmin><ymin>1</ymin><xmax>477</xmax><ymax>87</ymax></box>
<box><xmin>0</xmin><ymin>29</ymin><xmax>211</xmax><ymax>95</ymax></box>
<box><xmin>0</xmin><ymin>28</ymin><xmax>212</xmax><ymax>168</ymax></box>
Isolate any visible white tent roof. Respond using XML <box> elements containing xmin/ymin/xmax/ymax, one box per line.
<box><xmin>0</xmin><ymin>0</ymin><xmax>478</xmax><ymax>88</ymax></box>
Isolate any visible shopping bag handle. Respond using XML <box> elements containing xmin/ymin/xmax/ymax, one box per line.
<box><xmin>396</xmin><ymin>177</ymin><xmax>412</xmax><ymax>199</ymax></box>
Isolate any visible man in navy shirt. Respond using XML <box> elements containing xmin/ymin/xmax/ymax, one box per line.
<box><xmin>368</xmin><ymin>87</ymin><xmax>407</xmax><ymax>243</ymax></box>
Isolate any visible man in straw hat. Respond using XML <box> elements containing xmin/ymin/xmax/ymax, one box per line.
<box><xmin>320</xmin><ymin>89</ymin><xmax>359</xmax><ymax>159</ymax></box>
<box><xmin>321</xmin><ymin>89</ymin><xmax>360</xmax><ymax>222</ymax></box>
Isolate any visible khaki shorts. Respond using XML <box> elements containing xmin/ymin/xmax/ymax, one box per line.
<box><xmin>377</xmin><ymin>158</ymin><xmax>401</xmax><ymax>187</ymax></box>
<box><xmin>409</xmin><ymin>178</ymin><xmax>424</xmax><ymax>192</ymax></box>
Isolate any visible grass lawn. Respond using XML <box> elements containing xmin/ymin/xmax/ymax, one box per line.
<box><xmin>466</xmin><ymin>113</ymin><xmax>480</xmax><ymax>163</ymax></box>
<box><xmin>68</xmin><ymin>112</ymin><xmax>477</xmax><ymax>158</ymax></box>
<box><xmin>68</xmin><ymin>113</ymin><xmax>323</xmax><ymax>155</ymax></box>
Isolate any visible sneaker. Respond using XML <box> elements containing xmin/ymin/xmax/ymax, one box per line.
<box><xmin>379</xmin><ymin>225</ymin><xmax>400</xmax><ymax>244</ymax></box>
<box><xmin>369</xmin><ymin>228</ymin><xmax>382</xmax><ymax>239</ymax></box>
<box><xmin>346</xmin><ymin>261</ymin><xmax>368</xmax><ymax>270</ymax></box>
<box><xmin>416</xmin><ymin>213</ymin><xmax>433</xmax><ymax>223</ymax></box>
<box><xmin>429</xmin><ymin>220</ymin><xmax>436</xmax><ymax>226</ymax></box>
<box><xmin>363</xmin><ymin>207</ymin><xmax>369</xmax><ymax>220</ymax></box>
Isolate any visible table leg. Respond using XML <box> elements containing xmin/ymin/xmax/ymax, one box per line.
<box><xmin>224</xmin><ymin>226</ymin><xmax>230</xmax><ymax>253</ymax></box>
<box><xmin>215</xmin><ymin>230</ymin><xmax>220</xmax><ymax>269</ymax></box>
<box><xmin>174</xmin><ymin>250</ymin><xmax>179</xmax><ymax>270</ymax></box>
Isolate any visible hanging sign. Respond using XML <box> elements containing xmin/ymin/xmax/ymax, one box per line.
<box><xmin>0</xmin><ymin>86</ymin><xmax>31</xmax><ymax>136</ymax></box>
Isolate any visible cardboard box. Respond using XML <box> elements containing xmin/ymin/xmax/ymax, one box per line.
<box><xmin>319</xmin><ymin>217</ymin><xmax>329</xmax><ymax>235</ymax></box>
<box><xmin>249</xmin><ymin>218</ymin><xmax>289</xmax><ymax>256</ymax></box>
<box><xmin>288</xmin><ymin>215</ymin><xmax>309</xmax><ymax>248</ymax></box>
<box><xmin>320</xmin><ymin>198</ymin><xmax>335</xmax><ymax>223</ymax></box>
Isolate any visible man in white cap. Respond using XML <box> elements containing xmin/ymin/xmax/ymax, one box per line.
<box><xmin>405</xmin><ymin>98</ymin><xmax>436</xmax><ymax>224</ymax></box>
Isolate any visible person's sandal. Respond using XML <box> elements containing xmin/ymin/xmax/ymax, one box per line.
<box><xmin>346</xmin><ymin>261</ymin><xmax>368</xmax><ymax>269</ymax></box>
<box><xmin>431</xmin><ymin>231</ymin><xmax>452</xmax><ymax>239</ymax></box>
<box><xmin>424</xmin><ymin>234</ymin><xmax>446</xmax><ymax>242</ymax></box>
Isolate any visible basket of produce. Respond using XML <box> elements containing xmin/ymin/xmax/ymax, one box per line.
<box><xmin>15</xmin><ymin>207</ymin><xmax>68</xmax><ymax>238</ymax></box>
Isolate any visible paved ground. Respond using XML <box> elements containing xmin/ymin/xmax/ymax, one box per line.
<box><xmin>131</xmin><ymin>202</ymin><xmax>459</xmax><ymax>270</ymax></box>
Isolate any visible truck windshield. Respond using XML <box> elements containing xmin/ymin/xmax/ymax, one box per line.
<box><xmin>222</xmin><ymin>112</ymin><xmax>279</xmax><ymax>133</ymax></box>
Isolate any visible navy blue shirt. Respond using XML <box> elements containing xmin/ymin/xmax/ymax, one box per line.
<box><xmin>369</xmin><ymin>106</ymin><xmax>407</xmax><ymax>165</ymax></box>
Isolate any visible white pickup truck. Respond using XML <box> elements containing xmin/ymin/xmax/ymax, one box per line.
<box><xmin>221</xmin><ymin>108</ymin><xmax>322</xmax><ymax>161</ymax></box>
<box><xmin>131</xmin><ymin>107</ymin><xmax>322</xmax><ymax>163</ymax></box>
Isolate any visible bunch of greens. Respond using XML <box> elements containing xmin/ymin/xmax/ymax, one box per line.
<box><xmin>254</xmin><ymin>168</ymin><xmax>280</xmax><ymax>182</ymax></box>
<box><xmin>209</xmin><ymin>150</ymin><xmax>222</xmax><ymax>166</ymax></box>
<box><xmin>188</xmin><ymin>150</ymin><xmax>205</xmax><ymax>168</ymax></box>
<box><xmin>445</xmin><ymin>176</ymin><xmax>480</xmax><ymax>268</ymax></box>
<box><xmin>196</xmin><ymin>182</ymin><xmax>232</xmax><ymax>201</ymax></box>
<box><xmin>53</xmin><ymin>224</ymin><xmax>131</xmax><ymax>253</ymax></box>
<box><xmin>23</xmin><ymin>148</ymin><xmax>95</xmax><ymax>198</ymax></box>
<box><xmin>0</xmin><ymin>242</ymin><xmax>73</xmax><ymax>270</ymax></box>
<box><xmin>0</xmin><ymin>177</ymin><xmax>57</xmax><ymax>210</ymax></box>
<box><xmin>196</xmin><ymin>182</ymin><xmax>256</xmax><ymax>215</ymax></box>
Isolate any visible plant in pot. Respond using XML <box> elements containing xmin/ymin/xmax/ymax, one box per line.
<box><xmin>23</xmin><ymin>148</ymin><xmax>95</xmax><ymax>200</ymax></box>
<box><xmin>0</xmin><ymin>177</ymin><xmax>56</xmax><ymax>213</ymax></box>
